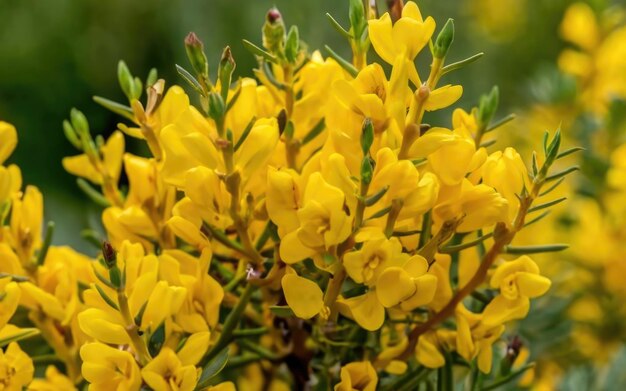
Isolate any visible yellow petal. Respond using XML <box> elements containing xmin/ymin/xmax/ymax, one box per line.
<box><xmin>368</xmin><ymin>14</ymin><xmax>395</xmax><ymax>64</ymax></box>
<box><xmin>376</xmin><ymin>267</ymin><xmax>415</xmax><ymax>308</ymax></box>
<box><xmin>339</xmin><ymin>292</ymin><xmax>385</xmax><ymax>331</ymax></box>
<box><xmin>516</xmin><ymin>272</ymin><xmax>551</xmax><ymax>298</ymax></box>
<box><xmin>281</xmin><ymin>274</ymin><xmax>324</xmax><ymax>319</ymax></box>
<box><xmin>424</xmin><ymin>85</ymin><xmax>463</xmax><ymax>111</ymax></box>
<box><xmin>416</xmin><ymin>334</ymin><xmax>445</xmax><ymax>368</ymax></box>
<box><xmin>62</xmin><ymin>154</ymin><xmax>102</xmax><ymax>184</ymax></box>
<box><xmin>0</xmin><ymin>121</ymin><xmax>18</xmax><ymax>165</ymax></box>
<box><xmin>482</xmin><ymin>296</ymin><xmax>529</xmax><ymax>327</ymax></box>
<box><xmin>177</xmin><ymin>331</ymin><xmax>211</xmax><ymax>366</ymax></box>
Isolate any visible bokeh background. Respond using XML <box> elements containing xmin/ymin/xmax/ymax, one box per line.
<box><xmin>3</xmin><ymin>0</ymin><xmax>626</xmax><ymax>388</ymax></box>
<box><xmin>0</xmin><ymin>0</ymin><xmax>576</xmax><ymax>250</ymax></box>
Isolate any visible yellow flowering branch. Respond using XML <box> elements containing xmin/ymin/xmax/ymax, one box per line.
<box><xmin>398</xmin><ymin>130</ymin><xmax>567</xmax><ymax>361</ymax></box>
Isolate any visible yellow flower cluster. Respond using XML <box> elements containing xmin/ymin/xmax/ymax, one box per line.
<box><xmin>0</xmin><ymin>1</ymin><xmax>574</xmax><ymax>389</ymax></box>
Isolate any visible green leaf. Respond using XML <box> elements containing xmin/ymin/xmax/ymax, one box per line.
<box><xmin>505</xmin><ymin>244</ymin><xmax>568</xmax><ymax>254</ymax></box>
<box><xmin>0</xmin><ymin>328</ymin><xmax>40</xmax><ymax>348</ymax></box>
<box><xmin>557</xmin><ymin>146</ymin><xmax>584</xmax><ymax>159</ymax></box>
<box><xmin>76</xmin><ymin>179</ymin><xmax>110</xmax><ymax>207</ymax></box>
<box><xmin>301</xmin><ymin>118</ymin><xmax>326</xmax><ymax>146</ymax></box>
<box><xmin>269</xmin><ymin>305</ymin><xmax>295</xmax><ymax>318</ymax></box>
<box><xmin>242</xmin><ymin>39</ymin><xmax>277</xmax><ymax>63</ymax></box>
<box><xmin>539</xmin><ymin>177</ymin><xmax>566</xmax><ymax>197</ymax></box>
<box><xmin>36</xmin><ymin>221</ymin><xmax>55</xmax><ymax>266</ymax></box>
<box><xmin>93</xmin><ymin>96</ymin><xmax>135</xmax><ymax>121</ymax></box>
<box><xmin>364</xmin><ymin>186</ymin><xmax>389</xmax><ymax>206</ymax></box>
<box><xmin>523</xmin><ymin>210</ymin><xmax>551</xmax><ymax>228</ymax></box>
<box><xmin>440</xmin><ymin>231</ymin><xmax>494</xmax><ymax>254</ymax></box>
<box><xmin>234</xmin><ymin>117</ymin><xmax>257</xmax><ymax>151</ymax></box>
<box><xmin>482</xmin><ymin>363</ymin><xmax>535</xmax><ymax>391</ymax></box>
<box><xmin>175</xmin><ymin>64</ymin><xmax>205</xmax><ymax>95</ymax></box>
<box><xmin>261</xmin><ymin>61</ymin><xmax>287</xmax><ymax>90</ymax></box>
<box><xmin>196</xmin><ymin>348</ymin><xmax>229</xmax><ymax>390</ymax></box>
<box><xmin>149</xmin><ymin>322</ymin><xmax>166</xmax><ymax>357</ymax></box>
<box><xmin>326</xmin><ymin>13</ymin><xmax>353</xmax><ymax>40</ymax></box>
<box><xmin>95</xmin><ymin>284</ymin><xmax>119</xmax><ymax>311</ymax></box>
<box><xmin>440</xmin><ymin>52</ymin><xmax>484</xmax><ymax>76</ymax></box>
<box><xmin>545</xmin><ymin>166</ymin><xmax>579</xmax><ymax>182</ymax></box>
<box><xmin>324</xmin><ymin>45</ymin><xmax>358</xmax><ymax>78</ymax></box>
<box><xmin>528</xmin><ymin>197</ymin><xmax>567</xmax><ymax>213</ymax></box>
<box><xmin>485</xmin><ymin>113</ymin><xmax>516</xmax><ymax>133</ymax></box>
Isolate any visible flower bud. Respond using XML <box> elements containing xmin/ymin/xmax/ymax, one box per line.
<box><xmin>284</xmin><ymin>26</ymin><xmax>300</xmax><ymax>63</ymax></box>
<box><xmin>185</xmin><ymin>32</ymin><xmax>209</xmax><ymax>79</ymax></box>
<box><xmin>70</xmin><ymin>108</ymin><xmax>89</xmax><ymax>139</ymax></box>
<box><xmin>63</xmin><ymin>120</ymin><xmax>81</xmax><ymax>149</ymax></box>
<box><xmin>433</xmin><ymin>18</ymin><xmax>454</xmax><ymax>59</ymax></box>
<box><xmin>117</xmin><ymin>60</ymin><xmax>136</xmax><ymax>101</ymax></box>
<box><xmin>219</xmin><ymin>46</ymin><xmax>236</xmax><ymax>103</ymax></box>
<box><xmin>361</xmin><ymin>156</ymin><xmax>374</xmax><ymax>185</ymax></box>
<box><xmin>262</xmin><ymin>8</ymin><xmax>286</xmax><ymax>54</ymax></box>
<box><xmin>361</xmin><ymin>118</ymin><xmax>374</xmax><ymax>156</ymax></box>
<box><xmin>101</xmin><ymin>240</ymin><xmax>117</xmax><ymax>269</ymax></box>
<box><xmin>207</xmin><ymin>91</ymin><xmax>226</xmax><ymax>121</ymax></box>
<box><xmin>349</xmin><ymin>0</ymin><xmax>367</xmax><ymax>41</ymax></box>
<box><xmin>478</xmin><ymin>86</ymin><xmax>499</xmax><ymax>127</ymax></box>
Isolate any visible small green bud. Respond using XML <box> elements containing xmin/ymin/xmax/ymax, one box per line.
<box><xmin>101</xmin><ymin>241</ymin><xmax>117</xmax><ymax>269</ymax></box>
<box><xmin>207</xmin><ymin>91</ymin><xmax>225</xmax><ymax>121</ymax></box>
<box><xmin>185</xmin><ymin>32</ymin><xmax>209</xmax><ymax>78</ymax></box>
<box><xmin>219</xmin><ymin>46</ymin><xmax>236</xmax><ymax>103</ymax></box>
<box><xmin>70</xmin><ymin>108</ymin><xmax>89</xmax><ymax>139</ymax></box>
<box><xmin>62</xmin><ymin>120</ymin><xmax>81</xmax><ymax>149</ymax></box>
<box><xmin>284</xmin><ymin>26</ymin><xmax>300</xmax><ymax>63</ymax></box>
<box><xmin>433</xmin><ymin>18</ymin><xmax>454</xmax><ymax>59</ymax></box>
<box><xmin>478</xmin><ymin>86</ymin><xmax>499</xmax><ymax>126</ymax></box>
<box><xmin>361</xmin><ymin>118</ymin><xmax>374</xmax><ymax>156</ymax></box>
<box><xmin>146</xmin><ymin>68</ymin><xmax>158</xmax><ymax>87</ymax></box>
<box><xmin>361</xmin><ymin>156</ymin><xmax>373</xmax><ymax>185</ymax></box>
<box><xmin>349</xmin><ymin>0</ymin><xmax>367</xmax><ymax>42</ymax></box>
<box><xmin>132</xmin><ymin>77</ymin><xmax>143</xmax><ymax>100</ymax></box>
<box><xmin>117</xmin><ymin>60</ymin><xmax>135</xmax><ymax>101</ymax></box>
<box><xmin>262</xmin><ymin>8</ymin><xmax>286</xmax><ymax>55</ymax></box>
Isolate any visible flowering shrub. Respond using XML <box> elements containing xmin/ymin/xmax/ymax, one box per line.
<box><xmin>0</xmin><ymin>1</ymin><xmax>577</xmax><ymax>389</ymax></box>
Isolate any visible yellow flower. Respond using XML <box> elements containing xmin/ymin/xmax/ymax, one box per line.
<box><xmin>277</xmin><ymin>172</ymin><xmax>353</xmax><ymax>264</ymax></box>
<box><xmin>0</xmin><ymin>165</ymin><xmax>21</xmax><ymax>206</ymax></box>
<box><xmin>141</xmin><ymin>347</ymin><xmax>199</xmax><ymax>391</ymax></box>
<box><xmin>334</xmin><ymin>361</ymin><xmax>378</xmax><ymax>391</ymax></box>
<box><xmin>343</xmin><ymin>236</ymin><xmax>402</xmax><ymax>285</ymax></box>
<box><xmin>8</xmin><ymin>185</ymin><xmax>43</xmax><ymax>262</ymax></box>
<box><xmin>19</xmin><ymin>246</ymin><xmax>93</xmax><ymax>326</ymax></box>
<box><xmin>434</xmin><ymin>179</ymin><xmax>509</xmax><ymax>232</ymax></box>
<box><xmin>376</xmin><ymin>255</ymin><xmax>437</xmax><ymax>312</ymax></box>
<box><xmin>62</xmin><ymin>131</ymin><xmax>125</xmax><ymax>186</ymax></box>
<box><xmin>409</xmin><ymin>127</ymin><xmax>481</xmax><ymax>186</ymax></box>
<box><xmin>281</xmin><ymin>272</ymin><xmax>324</xmax><ymax>320</ymax></box>
<box><xmin>480</xmin><ymin>147</ymin><xmax>531</xmax><ymax>224</ymax></box>
<box><xmin>456</xmin><ymin>305</ymin><xmax>504</xmax><ymax>374</ymax></box>
<box><xmin>559</xmin><ymin>3</ymin><xmax>599</xmax><ymax>51</ymax></box>
<box><xmin>80</xmin><ymin>342</ymin><xmax>141</xmax><ymax>391</ymax></box>
<box><xmin>482</xmin><ymin>256</ymin><xmax>551</xmax><ymax>327</ymax></box>
<box><xmin>368</xmin><ymin>1</ymin><xmax>436</xmax><ymax>85</ymax></box>
<box><xmin>0</xmin><ymin>280</ymin><xmax>20</xmax><ymax>329</ymax></box>
<box><xmin>339</xmin><ymin>254</ymin><xmax>437</xmax><ymax>331</ymax></box>
<box><xmin>490</xmin><ymin>256</ymin><xmax>551</xmax><ymax>301</ymax></box>
<box><xmin>366</xmin><ymin>148</ymin><xmax>439</xmax><ymax>221</ymax></box>
<box><xmin>29</xmin><ymin>365</ymin><xmax>77</xmax><ymax>391</ymax></box>
<box><xmin>333</xmin><ymin>63</ymin><xmax>390</xmax><ymax>132</ymax></box>
<box><xmin>159</xmin><ymin>249</ymin><xmax>224</xmax><ymax>332</ymax></box>
<box><xmin>0</xmin><ymin>342</ymin><xmax>33</xmax><ymax>390</ymax></box>
<box><xmin>0</xmin><ymin>121</ymin><xmax>18</xmax><ymax>165</ymax></box>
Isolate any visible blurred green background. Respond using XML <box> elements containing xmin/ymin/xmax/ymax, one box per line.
<box><xmin>0</xmin><ymin>0</ymin><xmax>574</xmax><ymax>250</ymax></box>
